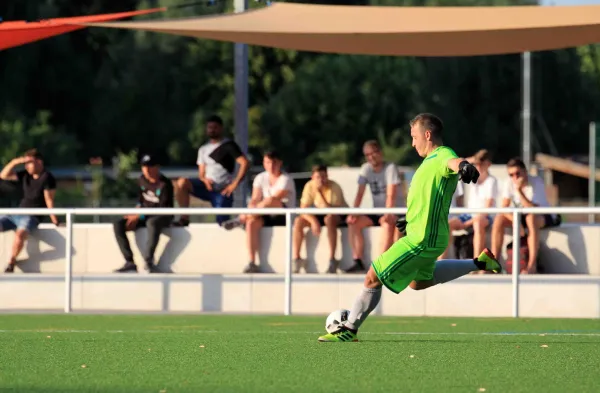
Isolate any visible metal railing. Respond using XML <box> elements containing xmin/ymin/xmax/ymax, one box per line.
<box><xmin>0</xmin><ymin>206</ymin><xmax>598</xmax><ymax>317</ymax></box>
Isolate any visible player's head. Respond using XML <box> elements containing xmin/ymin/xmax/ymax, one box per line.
<box><xmin>206</xmin><ymin>115</ymin><xmax>223</xmax><ymax>139</ymax></box>
<box><xmin>472</xmin><ymin>149</ymin><xmax>492</xmax><ymax>174</ymax></box>
<box><xmin>263</xmin><ymin>150</ymin><xmax>283</xmax><ymax>174</ymax></box>
<box><xmin>506</xmin><ymin>157</ymin><xmax>528</xmax><ymax>183</ymax></box>
<box><xmin>23</xmin><ymin>149</ymin><xmax>44</xmax><ymax>175</ymax></box>
<box><xmin>311</xmin><ymin>164</ymin><xmax>329</xmax><ymax>188</ymax></box>
<box><xmin>362</xmin><ymin>140</ymin><xmax>383</xmax><ymax>167</ymax></box>
<box><xmin>409</xmin><ymin>113</ymin><xmax>444</xmax><ymax>157</ymax></box>
<box><xmin>140</xmin><ymin>154</ymin><xmax>160</xmax><ymax>179</ymax></box>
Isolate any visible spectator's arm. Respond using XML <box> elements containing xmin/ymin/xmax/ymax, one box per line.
<box><xmin>385</xmin><ymin>184</ymin><xmax>397</xmax><ymax>209</ymax></box>
<box><xmin>43</xmin><ymin>189</ymin><xmax>60</xmax><ymax>226</ymax></box>
<box><xmin>516</xmin><ymin>188</ymin><xmax>536</xmax><ymax>207</ymax></box>
<box><xmin>159</xmin><ymin>180</ymin><xmax>174</xmax><ymax>208</ymax></box>
<box><xmin>0</xmin><ymin>157</ymin><xmax>27</xmax><ymax>181</ymax></box>
<box><xmin>455</xmin><ymin>195</ymin><xmax>464</xmax><ymax>208</ymax></box>
<box><xmin>353</xmin><ymin>184</ymin><xmax>367</xmax><ymax>208</ymax></box>
<box><xmin>231</xmin><ymin>155</ymin><xmax>249</xmax><ymax>189</ymax></box>
<box><xmin>198</xmin><ymin>164</ymin><xmax>207</xmax><ymax>182</ymax></box>
<box><xmin>249</xmin><ymin>186</ymin><xmax>263</xmax><ymax>207</ymax></box>
<box><xmin>501</xmin><ymin>197</ymin><xmax>511</xmax><ymax>208</ymax></box>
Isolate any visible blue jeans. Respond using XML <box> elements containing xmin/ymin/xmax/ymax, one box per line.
<box><xmin>457</xmin><ymin>213</ymin><xmax>493</xmax><ymax>226</ymax></box>
<box><xmin>0</xmin><ymin>215</ymin><xmax>39</xmax><ymax>233</ymax></box>
<box><xmin>189</xmin><ymin>179</ymin><xmax>234</xmax><ymax>226</ymax></box>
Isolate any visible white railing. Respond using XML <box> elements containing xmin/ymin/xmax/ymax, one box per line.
<box><xmin>1</xmin><ymin>206</ymin><xmax>599</xmax><ymax>317</ymax></box>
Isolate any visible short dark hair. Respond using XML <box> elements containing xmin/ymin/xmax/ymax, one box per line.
<box><xmin>312</xmin><ymin>164</ymin><xmax>327</xmax><ymax>173</ymax></box>
<box><xmin>264</xmin><ymin>150</ymin><xmax>281</xmax><ymax>161</ymax></box>
<box><xmin>472</xmin><ymin>149</ymin><xmax>492</xmax><ymax>164</ymax></box>
<box><xmin>363</xmin><ymin>140</ymin><xmax>381</xmax><ymax>151</ymax></box>
<box><xmin>206</xmin><ymin>115</ymin><xmax>223</xmax><ymax>125</ymax></box>
<box><xmin>410</xmin><ymin>113</ymin><xmax>444</xmax><ymax>139</ymax></box>
<box><xmin>507</xmin><ymin>157</ymin><xmax>526</xmax><ymax>170</ymax></box>
<box><xmin>24</xmin><ymin>148</ymin><xmax>43</xmax><ymax>160</ymax></box>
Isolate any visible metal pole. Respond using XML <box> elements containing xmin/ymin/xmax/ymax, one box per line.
<box><xmin>522</xmin><ymin>52</ymin><xmax>532</xmax><ymax>170</ymax></box>
<box><xmin>234</xmin><ymin>0</ymin><xmax>249</xmax><ymax>206</ymax></box>
<box><xmin>64</xmin><ymin>212</ymin><xmax>73</xmax><ymax>313</ymax></box>
<box><xmin>590</xmin><ymin>122</ymin><xmax>597</xmax><ymax>224</ymax></box>
<box><xmin>511</xmin><ymin>210</ymin><xmax>521</xmax><ymax>318</ymax></box>
<box><xmin>284</xmin><ymin>212</ymin><xmax>293</xmax><ymax>316</ymax></box>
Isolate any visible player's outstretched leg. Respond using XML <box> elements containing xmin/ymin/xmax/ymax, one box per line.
<box><xmin>318</xmin><ymin>267</ymin><xmax>381</xmax><ymax>343</ymax></box>
<box><xmin>433</xmin><ymin>248</ymin><xmax>501</xmax><ymax>284</ymax></box>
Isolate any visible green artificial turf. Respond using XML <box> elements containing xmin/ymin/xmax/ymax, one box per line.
<box><xmin>1</xmin><ymin>315</ymin><xmax>599</xmax><ymax>393</ymax></box>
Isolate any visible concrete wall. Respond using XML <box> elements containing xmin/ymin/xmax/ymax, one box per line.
<box><xmin>1</xmin><ymin>274</ymin><xmax>598</xmax><ymax>318</ymax></box>
<box><xmin>1</xmin><ymin>223</ymin><xmax>599</xmax><ymax>275</ymax></box>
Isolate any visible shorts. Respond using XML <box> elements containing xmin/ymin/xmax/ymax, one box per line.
<box><xmin>189</xmin><ymin>178</ymin><xmax>234</xmax><ymax>225</ymax></box>
<box><xmin>262</xmin><ymin>214</ymin><xmax>287</xmax><ymax>227</ymax></box>
<box><xmin>372</xmin><ymin>237</ymin><xmax>445</xmax><ymax>294</ymax></box>
<box><xmin>457</xmin><ymin>214</ymin><xmax>493</xmax><ymax>226</ymax></box>
<box><xmin>0</xmin><ymin>215</ymin><xmax>39</xmax><ymax>233</ymax></box>
<box><xmin>315</xmin><ymin>214</ymin><xmax>347</xmax><ymax>227</ymax></box>
<box><xmin>521</xmin><ymin>213</ymin><xmax>561</xmax><ymax>229</ymax></box>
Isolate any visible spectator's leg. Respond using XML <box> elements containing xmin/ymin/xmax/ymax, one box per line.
<box><xmin>324</xmin><ymin>214</ymin><xmax>340</xmax><ymax>260</ymax></box>
<box><xmin>378</xmin><ymin>214</ymin><xmax>397</xmax><ymax>255</ymax></box>
<box><xmin>1</xmin><ymin>217</ymin><xmax>18</xmax><ymax>272</ymax></box>
<box><xmin>438</xmin><ymin>217</ymin><xmax>465</xmax><ymax>260</ymax></box>
<box><xmin>114</xmin><ymin>218</ymin><xmax>134</xmax><ymax>262</ymax></box>
<box><xmin>472</xmin><ymin>214</ymin><xmax>489</xmax><ymax>258</ymax></box>
<box><xmin>244</xmin><ymin>216</ymin><xmax>264</xmax><ymax>273</ymax></box>
<box><xmin>11</xmin><ymin>229</ymin><xmax>28</xmax><ymax>266</ymax></box>
<box><xmin>293</xmin><ymin>216</ymin><xmax>310</xmax><ymax>260</ymax></box>
<box><xmin>491</xmin><ymin>213</ymin><xmax>512</xmax><ymax>258</ymax></box>
<box><xmin>143</xmin><ymin>216</ymin><xmax>172</xmax><ymax>271</ymax></box>
<box><xmin>212</xmin><ymin>191</ymin><xmax>233</xmax><ymax>227</ymax></box>
<box><xmin>524</xmin><ymin>214</ymin><xmax>545</xmax><ymax>274</ymax></box>
<box><xmin>345</xmin><ymin>215</ymin><xmax>373</xmax><ymax>273</ymax></box>
<box><xmin>174</xmin><ymin>178</ymin><xmax>193</xmax><ymax>223</ymax></box>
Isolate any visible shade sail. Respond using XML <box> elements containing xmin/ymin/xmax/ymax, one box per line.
<box><xmin>0</xmin><ymin>8</ymin><xmax>165</xmax><ymax>51</ymax></box>
<box><xmin>84</xmin><ymin>3</ymin><xmax>600</xmax><ymax>56</ymax></box>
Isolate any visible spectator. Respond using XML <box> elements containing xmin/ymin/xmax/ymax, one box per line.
<box><xmin>345</xmin><ymin>140</ymin><xmax>403</xmax><ymax>273</ymax></box>
<box><xmin>491</xmin><ymin>157</ymin><xmax>560</xmax><ymax>274</ymax></box>
<box><xmin>174</xmin><ymin>115</ymin><xmax>249</xmax><ymax>226</ymax></box>
<box><xmin>439</xmin><ymin>150</ymin><xmax>498</xmax><ymax>262</ymax></box>
<box><xmin>292</xmin><ymin>164</ymin><xmax>348</xmax><ymax>274</ymax></box>
<box><xmin>113</xmin><ymin>155</ymin><xmax>174</xmax><ymax>273</ymax></box>
<box><xmin>0</xmin><ymin>149</ymin><xmax>59</xmax><ymax>273</ymax></box>
<box><xmin>223</xmin><ymin>151</ymin><xmax>296</xmax><ymax>273</ymax></box>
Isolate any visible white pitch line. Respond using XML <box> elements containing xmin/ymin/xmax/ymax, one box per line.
<box><xmin>0</xmin><ymin>329</ymin><xmax>599</xmax><ymax>337</ymax></box>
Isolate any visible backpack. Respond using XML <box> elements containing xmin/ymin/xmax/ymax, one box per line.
<box><xmin>505</xmin><ymin>236</ymin><xmax>529</xmax><ymax>274</ymax></box>
<box><xmin>453</xmin><ymin>231</ymin><xmax>474</xmax><ymax>260</ymax></box>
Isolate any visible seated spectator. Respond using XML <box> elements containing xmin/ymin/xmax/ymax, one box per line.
<box><xmin>0</xmin><ymin>149</ymin><xmax>59</xmax><ymax>273</ymax></box>
<box><xmin>223</xmin><ymin>151</ymin><xmax>296</xmax><ymax>273</ymax></box>
<box><xmin>491</xmin><ymin>157</ymin><xmax>560</xmax><ymax>274</ymax></box>
<box><xmin>293</xmin><ymin>164</ymin><xmax>348</xmax><ymax>274</ymax></box>
<box><xmin>174</xmin><ymin>115</ymin><xmax>249</xmax><ymax>227</ymax></box>
<box><xmin>345</xmin><ymin>140</ymin><xmax>403</xmax><ymax>273</ymax></box>
<box><xmin>114</xmin><ymin>155</ymin><xmax>174</xmax><ymax>273</ymax></box>
<box><xmin>438</xmin><ymin>150</ymin><xmax>498</xmax><ymax>262</ymax></box>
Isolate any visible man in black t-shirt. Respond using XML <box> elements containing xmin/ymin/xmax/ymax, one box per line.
<box><xmin>0</xmin><ymin>149</ymin><xmax>59</xmax><ymax>273</ymax></box>
<box><xmin>114</xmin><ymin>154</ymin><xmax>174</xmax><ymax>273</ymax></box>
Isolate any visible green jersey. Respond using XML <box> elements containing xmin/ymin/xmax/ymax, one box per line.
<box><xmin>405</xmin><ymin>146</ymin><xmax>459</xmax><ymax>249</ymax></box>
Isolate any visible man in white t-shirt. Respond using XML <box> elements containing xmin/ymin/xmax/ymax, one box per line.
<box><xmin>345</xmin><ymin>140</ymin><xmax>404</xmax><ymax>273</ymax></box>
<box><xmin>491</xmin><ymin>157</ymin><xmax>560</xmax><ymax>274</ymax></box>
<box><xmin>439</xmin><ymin>150</ymin><xmax>498</xmax><ymax>261</ymax></box>
<box><xmin>222</xmin><ymin>151</ymin><xmax>296</xmax><ymax>273</ymax></box>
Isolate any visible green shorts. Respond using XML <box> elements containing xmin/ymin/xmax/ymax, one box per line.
<box><xmin>371</xmin><ymin>237</ymin><xmax>445</xmax><ymax>294</ymax></box>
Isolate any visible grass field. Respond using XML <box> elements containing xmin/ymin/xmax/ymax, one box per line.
<box><xmin>1</xmin><ymin>315</ymin><xmax>600</xmax><ymax>393</ymax></box>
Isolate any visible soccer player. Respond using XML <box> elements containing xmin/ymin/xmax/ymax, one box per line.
<box><xmin>318</xmin><ymin>113</ymin><xmax>502</xmax><ymax>343</ymax></box>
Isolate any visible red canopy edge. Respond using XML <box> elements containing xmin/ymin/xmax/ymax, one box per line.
<box><xmin>0</xmin><ymin>8</ymin><xmax>166</xmax><ymax>51</ymax></box>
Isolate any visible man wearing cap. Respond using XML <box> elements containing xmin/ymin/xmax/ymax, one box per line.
<box><xmin>113</xmin><ymin>154</ymin><xmax>174</xmax><ymax>273</ymax></box>
<box><xmin>0</xmin><ymin>149</ymin><xmax>59</xmax><ymax>273</ymax></box>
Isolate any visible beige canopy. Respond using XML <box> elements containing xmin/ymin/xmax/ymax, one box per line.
<box><xmin>84</xmin><ymin>2</ymin><xmax>600</xmax><ymax>56</ymax></box>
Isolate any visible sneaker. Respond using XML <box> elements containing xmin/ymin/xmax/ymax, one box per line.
<box><xmin>4</xmin><ymin>264</ymin><xmax>15</xmax><ymax>273</ymax></box>
<box><xmin>476</xmin><ymin>248</ymin><xmax>502</xmax><ymax>274</ymax></box>
<box><xmin>172</xmin><ymin>218</ymin><xmax>190</xmax><ymax>227</ymax></box>
<box><xmin>344</xmin><ymin>259</ymin><xmax>364</xmax><ymax>274</ymax></box>
<box><xmin>145</xmin><ymin>263</ymin><xmax>161</xmax><ymax>273</ymax></box>
<box><xmin>243</xmin><ymin>262</ymin><xmax>260</xmax><ymax>274</ymax></box>
<box><xmin>318</xmin><ymin>325</ymin><xmax>359</xmax><ymax>342</ymax></box>
<box><xmin>114</xmin><ymin>262</ymin><xmax>138</xmax><ymax>273</ymax></box>
<box><xmin>327</xmin><ymin>259</ymin><xmax>339</xmax><ymax>274</ymax></box>
<box><xmin>294</xmin><ymin>258</ymin><xmax>306</xmax><ymax>274</ymax></box>
<box><xmin>222</xmin><ymin>218</ymin><xmax>243</xmax><ymax>231</ymax></box>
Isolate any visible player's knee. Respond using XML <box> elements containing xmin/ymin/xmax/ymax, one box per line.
<box><xmin>409</xmin><ymin>280</ymin><xmax>433</xmax><ymax>291</ymax></box>
<box><xmin>364</xmin><ymin>267</ymin><xmax>382</xmax><ymax>289</ymax></box>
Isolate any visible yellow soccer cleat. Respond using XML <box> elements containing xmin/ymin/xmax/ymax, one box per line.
<box><xmin>477</xmin><ymin>248</ymin><xmax>502</xmax><ymax>274</ymax></box>
<box><xmin>318</xmin><ymin>326</ymin><xmax>359</xmax><ymax>342</ymax></box>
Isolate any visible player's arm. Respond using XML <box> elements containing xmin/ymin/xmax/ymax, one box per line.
<box><xmin>448</xmin><ymin>157</ymin><xmax>479</xmax><ymax>184</ymax></box>
<box><xmin>447</xmin><ymin>158</ymin><xmax>466</xmax><ymax>173</ymax></box>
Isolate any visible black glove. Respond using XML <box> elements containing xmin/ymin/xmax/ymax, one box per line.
<box><xmin>395</xmin><ymin>215</ymin><xmax>407</xmax><ymax>235</ymax></box>
<box><xmin>458</xmin><ymin>160</ymin><xmax>480</xmax><ymax>184</ymax></box>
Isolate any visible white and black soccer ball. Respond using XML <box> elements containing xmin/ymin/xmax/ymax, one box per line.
<box><xmin>325</xmin><ymin>309</ymin><xmax>350</xmax><ymax>333</ymax></box>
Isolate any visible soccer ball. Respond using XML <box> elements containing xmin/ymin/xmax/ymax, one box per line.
<box><xmin>325</xmin><ymin>309</ymin><xmax>350</xmax><ymax>333</ymax></box>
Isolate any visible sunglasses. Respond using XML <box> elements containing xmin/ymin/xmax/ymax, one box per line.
<box><xmin>508</xmin><ymin>171</ymin><xmax>521</xmax><ymax>178</ymax></box>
